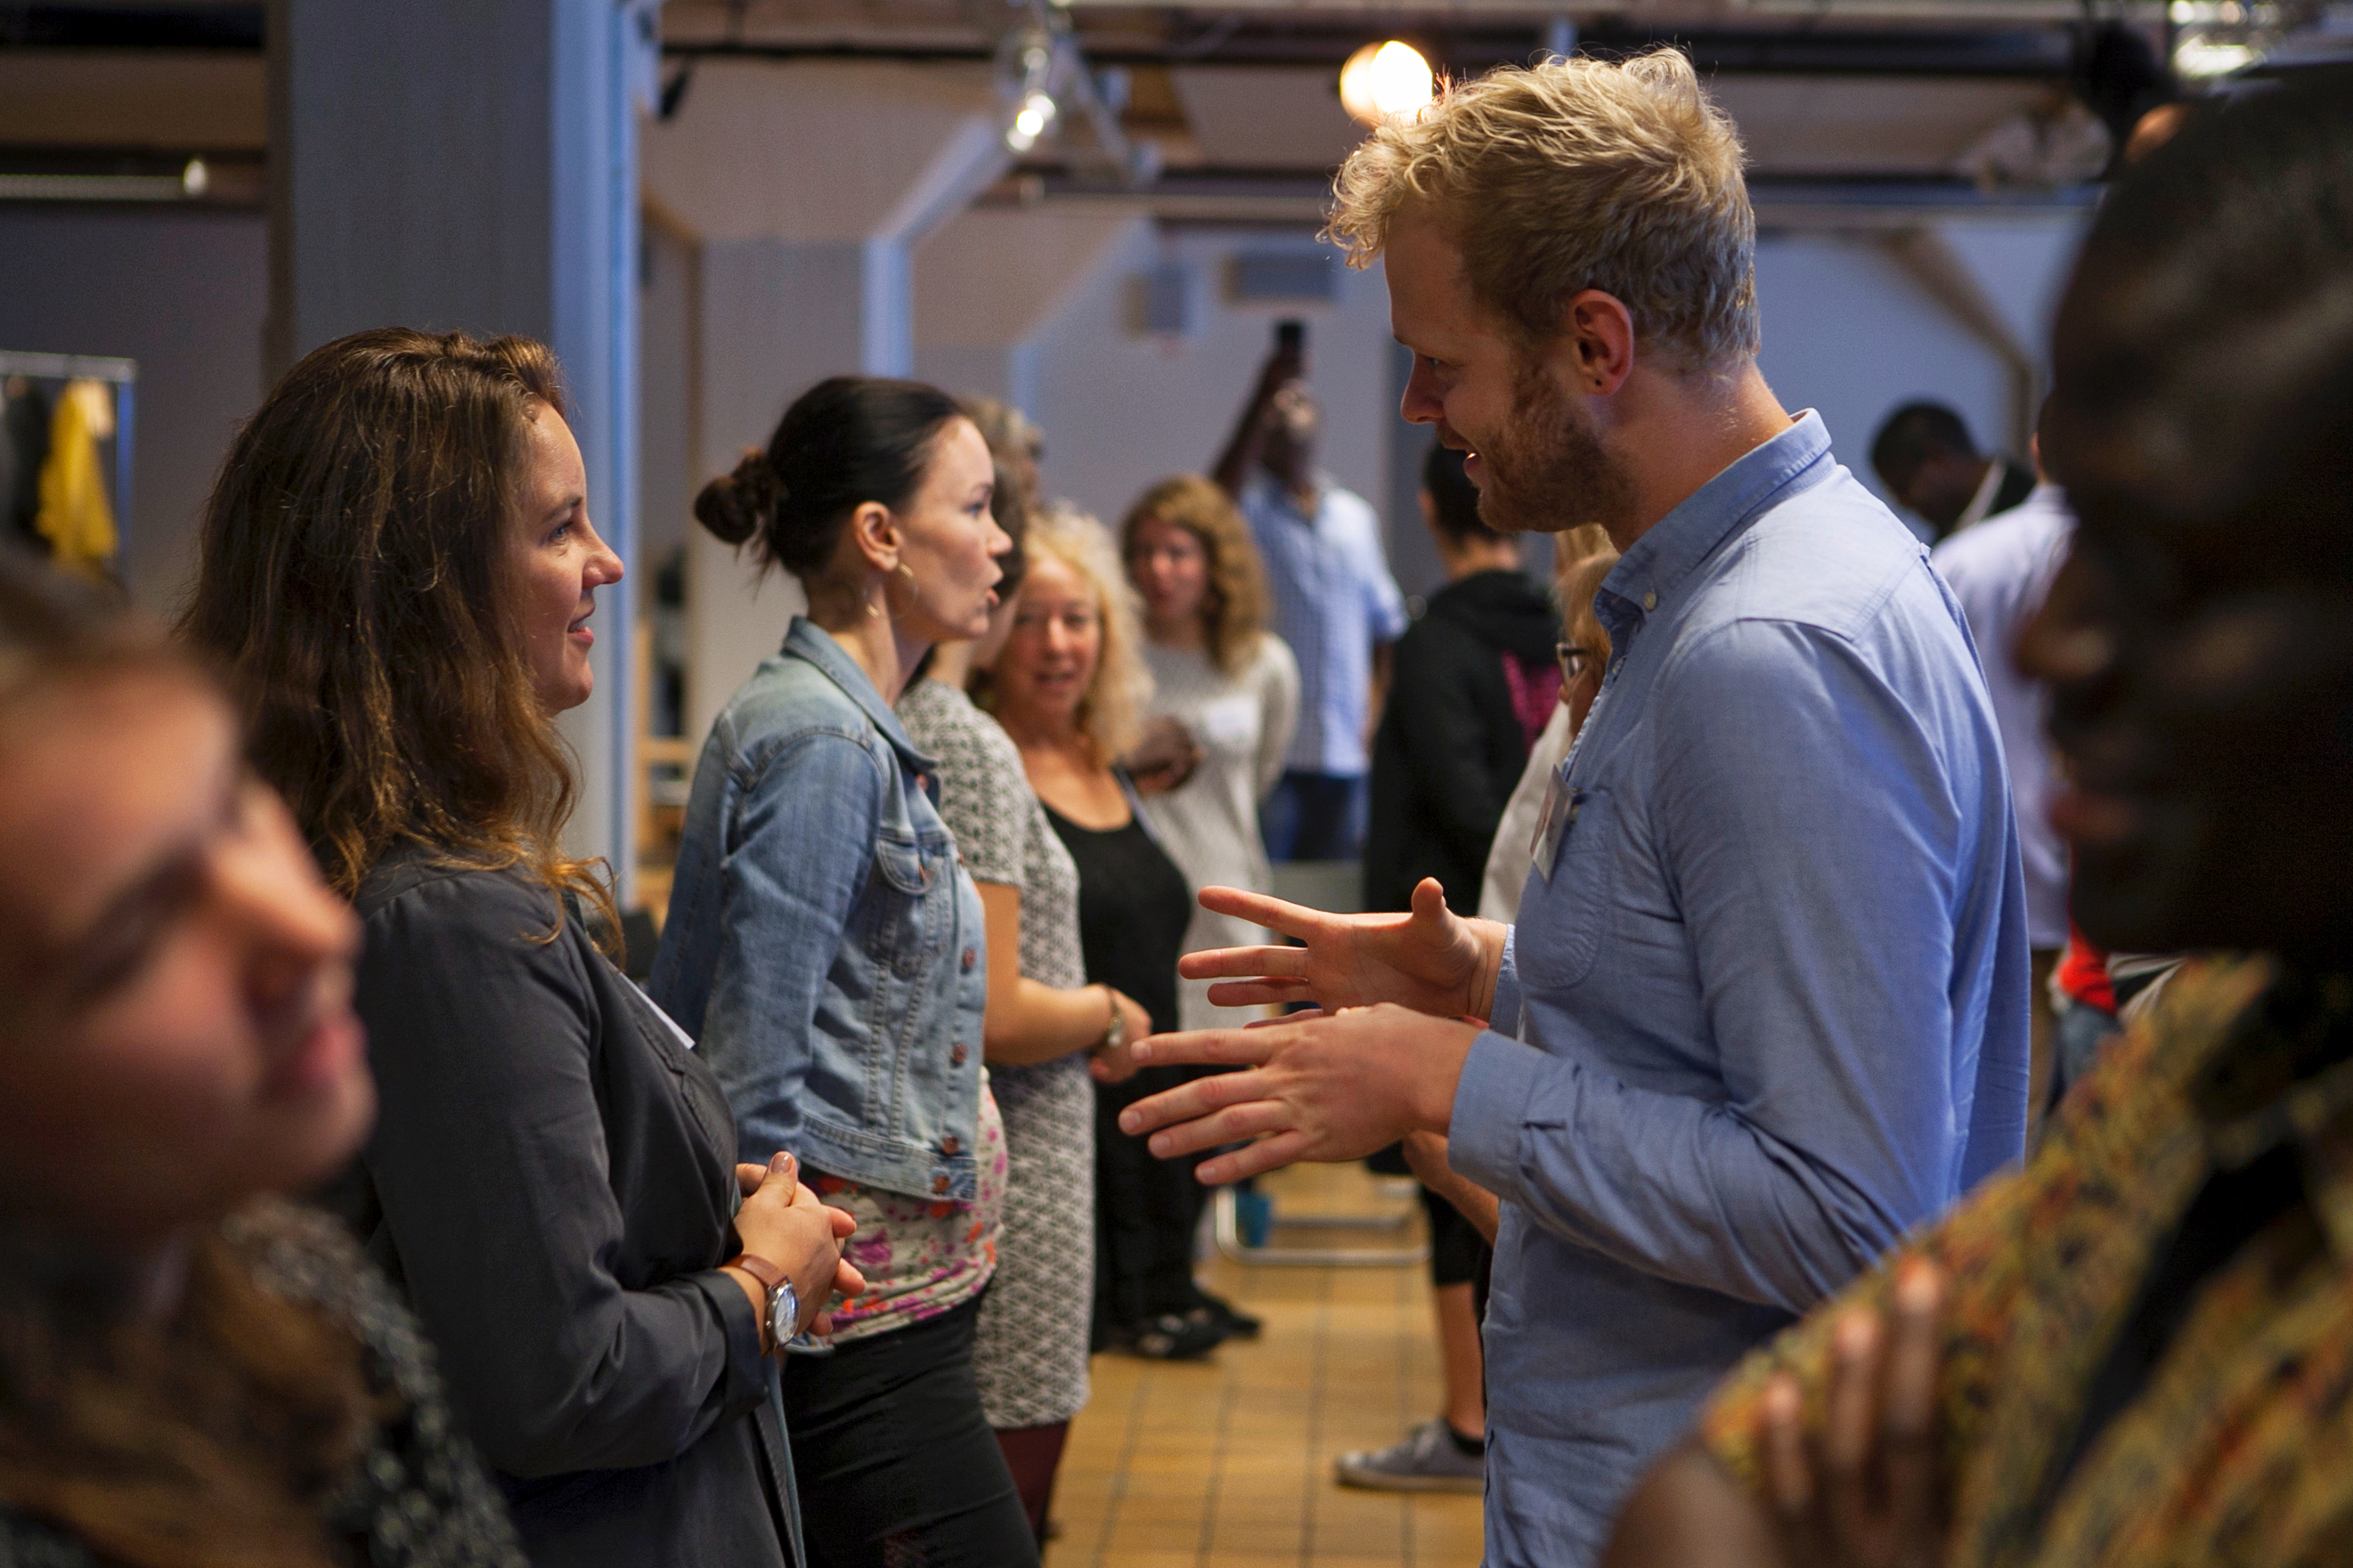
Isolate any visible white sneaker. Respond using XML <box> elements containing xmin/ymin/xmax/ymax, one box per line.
<box><xmin>1334</xmin><ymin>1418</ymin><xmax>1485</xmax><ymax>1493</ymax></box>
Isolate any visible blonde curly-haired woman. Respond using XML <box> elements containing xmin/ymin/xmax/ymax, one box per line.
<box><xmin>974</xmin><ymin>509</ymin><xmax>1217</xmax><ymax>1361</ymax></box>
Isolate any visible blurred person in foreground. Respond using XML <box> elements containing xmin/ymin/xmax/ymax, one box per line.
<box><xmin>1336</xmin><ymin>441</ymin><xmax>1559</xmax><ymax>1495</ymax></box>
<box><xmin>1602</xmin><ymin>77</ymin><xmax>2353</xmax><ymax>1568</ymax></box>
<box><xmin>1118</xmin><ymin>49</ymin><xmax>2029</xmax><ymax>1567</ymax></box>
<box><xmin>0</xmin><ymin>554</ymin><xmax>525</xmax><ymax>1567</ymax></box>
<box><xmin>1212</xmin><ymin>343</ymin><xmax>1407</xmax><ymax>861</ymax></box>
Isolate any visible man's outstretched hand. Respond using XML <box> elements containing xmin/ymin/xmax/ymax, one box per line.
<box><xmin>1181</xmin><ymin>876</ymin><xmax>1504</xmax><ymax>1021</ymax></box>
<box><xmin>1118</xmin><ymin>1003</ymin><xmax>1480</xmax><ymax>1184</ymax></box>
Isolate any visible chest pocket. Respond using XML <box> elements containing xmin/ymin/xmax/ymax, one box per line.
<box><xmin>872</xmin><ymin>833</ymin><xmax>956</xmax><ymax>976</ymax></box>
<box><xmin>1525</xmin><ymin>785</ymin><xmax>1616</xmax><ymax>992</ymax></box>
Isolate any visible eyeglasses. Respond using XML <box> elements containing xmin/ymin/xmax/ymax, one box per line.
<box><xmin>1557</xmin><ymin>642</ymin><xmax>1598</xmax><ymax>685</ymax></box>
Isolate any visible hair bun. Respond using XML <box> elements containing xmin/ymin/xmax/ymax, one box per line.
<box><xmin>693</xmin><ymin>449</ymin><xmax>783</xmax><ymax>547</ymax></box>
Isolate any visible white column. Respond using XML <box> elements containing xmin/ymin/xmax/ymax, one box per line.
<box><xmin>646</xmin><ymin>59</ymin><xmax>1012</xmax><ymax>753</ymax></box>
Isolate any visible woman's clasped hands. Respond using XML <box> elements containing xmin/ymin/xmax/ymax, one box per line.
<box><xmin>734</xmin><ymin>1153</ymin><xmax>866</xmax><ymax>1342</ymax></box>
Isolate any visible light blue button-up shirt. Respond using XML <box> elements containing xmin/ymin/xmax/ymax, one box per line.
<box><xmin>1236</xmin><ymin>473</ymin><xmax>1408</xmax><ymax>776</ymax></box>
<box><xmin>1448</xmin><ymin>413</ymin><xmax>2031</xmax><ymax>1567</ymax></box>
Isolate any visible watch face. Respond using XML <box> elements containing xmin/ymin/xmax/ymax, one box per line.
<box><xmin>768</xmin><ymin>1285</ymin><xmax>796</xmax><ymax>1347</ymax></box>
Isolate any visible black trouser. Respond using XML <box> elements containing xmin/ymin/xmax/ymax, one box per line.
<box><xmin>781</xmin><ymin>1292</ymin><xmax>1038</xmax><ymax>1568</ymax></box>
<box><xmin>1094</xmin><ymin>1066</ymin><xmax>1207</xmax><ymax>1336</ymax></box>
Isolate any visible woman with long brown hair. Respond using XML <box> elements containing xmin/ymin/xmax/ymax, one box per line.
<box><xmin>1120</xmin><ymin>475</ymin><xmax>1299</xmax><ymax>1040</ymax></box>
<box><xmin>183</xmin><ymin>329</ymin><xmax>859</xmax><ymax>1568</ymax></box>
<box><xmin>0</xmin><ymin>552</ymin><xmax>524</xmax><ymax>1567</ymax></box>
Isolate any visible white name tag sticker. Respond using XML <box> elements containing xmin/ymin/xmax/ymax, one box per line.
<box><xmin>1196</xmin><ymin>695</ymin><xmax>1256</xmax><ymax>747</ymax></box>
<box><xmin>1530</xmin><ymin>767</ymin><xmax>1576</xmax><ymax>883</ymax></box>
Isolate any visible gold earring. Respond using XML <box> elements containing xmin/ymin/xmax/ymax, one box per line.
<box><xmin>875</xmin><ymin>560</ymin><xmax>918</xmax><ymax>622</ymax></box>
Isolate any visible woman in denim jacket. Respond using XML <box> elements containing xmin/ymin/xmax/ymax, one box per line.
<box><xmin>651</xmin><ymin>377</ymin><xmax>1035</xmax><ymax>1567</ymax></box>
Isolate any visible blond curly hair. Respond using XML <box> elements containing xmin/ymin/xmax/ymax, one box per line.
<box><xmin>974</xmin><ymin>505</ymin><xmax>1152</xmax><ymax>765</ymax></box>
<box><xmin>1326</xmin><ymin>49</ymin><xmax>1758</xmax><ymax>370</ymax></box>
<box><xmin>1119</xmin><ymin>474</ymin><xmax>1273</xmax><ymax>678</ymax></box>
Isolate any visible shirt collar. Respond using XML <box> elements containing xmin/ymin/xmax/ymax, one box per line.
<box><xmin>781</xmin><ymin>616</ymin><xmax>938</xmax><ymax>774</ymax></box>
<box><xmin>1597</xmin><ymin>410</ymin><xmax>1835</xmax><ymax>634</ymax></box>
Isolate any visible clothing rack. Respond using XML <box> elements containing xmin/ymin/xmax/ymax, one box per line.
<box><xmin>0</xmin><ymin>350</ymin><xmax>138</xmax><ymax>565</ymax></box>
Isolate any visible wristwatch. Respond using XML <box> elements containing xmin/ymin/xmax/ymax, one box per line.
<box><xmin>727</xmin><ymin>1252</ymin><xmax>801</xmax><ymax>1353</ymax></box>
<box><xmin>1095</xmin><ymin>985</ymin><xmax>1128</xmax><ymax>1056</ymax></box>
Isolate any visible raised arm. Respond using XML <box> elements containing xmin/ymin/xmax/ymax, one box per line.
<box><xmin>1212</xmin><ymin>344</ymin><xmax>1306</xmax><ymax>499</ymax></box>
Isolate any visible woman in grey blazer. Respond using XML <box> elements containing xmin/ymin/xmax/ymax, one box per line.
<box><xmin>182</xmin><ymin>327</ymin><xmax>859</xmax><ymax>1567</ymax></box>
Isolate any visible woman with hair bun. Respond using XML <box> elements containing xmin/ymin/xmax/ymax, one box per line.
<box><xmin>651</xmin><ymin>377</ymin><xmax>1038</xmax><ymax>1567</ymax></box>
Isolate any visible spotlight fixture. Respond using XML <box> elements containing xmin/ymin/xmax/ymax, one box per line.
<box><xmin>1339</xmin><ymin>40</ymin><xmax>1434</xmax><ymax>128</ymax></box>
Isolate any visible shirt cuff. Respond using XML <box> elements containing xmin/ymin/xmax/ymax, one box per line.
<box><xmin>1447</xmin><ymin>1028</ymin><xmax>1544</xmax><ymax>1202</ymax></box>
<box><xmin>688</xmin><ymin>1267</ymin><xmax>775</xmax><ymax>1417</ymax></box>
<box><xmin>1489</xmin><ymin>926</ymin><xmax>1521</xmax><ymax>1035</ymax></box>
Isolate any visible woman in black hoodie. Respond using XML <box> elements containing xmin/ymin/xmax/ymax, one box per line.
<box><xmin>1363</xmin><ymin>443</ymin><xmax>1563</xmax><ymax>919</ymax></box>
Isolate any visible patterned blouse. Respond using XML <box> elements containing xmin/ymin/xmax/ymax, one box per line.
<box><xmin>805</xmin><ymin>1089</ymin><xmax>1006</xmax><ymax>1345</ymax></box>
<box><xmin>896</xmin><ymin>676</ymin><xmax>1095</xmax><ymax>1430</ymax></box>
<box><xmin>1702</xmin><ymin>955</ymin><xmax>2353</xmax><ymax>1568</ymax></box>
<box><xmin>0</xmin><ymin>1200</ymin><xmax>524</xmax><ymax>1568</ymax></box>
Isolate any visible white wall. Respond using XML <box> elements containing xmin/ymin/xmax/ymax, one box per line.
<box><xmin>1027</xmin><ymin>224</ymin><xmax>1397</xmax><ymax>549</ymax></box>
<box><xmin>0</xmin><ymin>207</ymin><xmax>268</xmax><ymax>613</ymax></box>
<box><xmin>1752</xmin><ymin>215</ymin><xmax>2088</xmax><ymax>520</ymax></box>
<box><xmin>1011</xmin><ymin>211</ymin><xmax>2086</xmax><ymax>587</ymax></box>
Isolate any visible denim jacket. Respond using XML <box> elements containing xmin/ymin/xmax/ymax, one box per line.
<box><xmin>650</xmin><ymin>618</ymin><xmax>989</xmax><ymax>1201</ymax></box>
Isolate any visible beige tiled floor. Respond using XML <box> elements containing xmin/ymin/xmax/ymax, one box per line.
<box><xmin>1049</xmin><ymin>1166</ymin><xmax>1486</xmax><ymax>1568</ymax></box>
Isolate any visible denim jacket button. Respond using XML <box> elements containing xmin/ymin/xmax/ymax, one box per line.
<box><xmin>951</xmin><ymin>1043</ymin><xmax>969</xmax><ymax>1067</ymax></box>
<box><xmin>932</xmin><ymin>1174</ymin><xmax>950</xmax><ymax>1194</ymax></box>
<box><xmin>961</xmin><ymin>946</ymin><xmax>976</xmax><ymax>972</ymax></box>
<box><xmin>941</xmin><ymin>1135</ymin><xmax>961</xmax><ymax>1155</ymax></box>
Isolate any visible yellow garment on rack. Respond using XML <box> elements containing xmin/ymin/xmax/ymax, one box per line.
<box><xmin>34</xmin><ymin>378</ymin><xmax>118</xmax><ymax>580</ymax></box>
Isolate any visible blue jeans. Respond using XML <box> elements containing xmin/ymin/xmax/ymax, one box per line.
<box><xmin>1262</xmin><ymin>770</ymin><xmax>1368</xmax><ymax>861</ymax></box>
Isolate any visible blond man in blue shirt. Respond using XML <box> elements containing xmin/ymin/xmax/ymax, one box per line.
<box><xmin>1120</xmin><ymin>49</ymin><xmax>2031</xmax><ymax>1568</ymax></box>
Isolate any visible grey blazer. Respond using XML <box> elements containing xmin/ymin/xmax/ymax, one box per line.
<box><xmin>329</xmin><ymin>849</ymin><xmax>794</xmax><ymax>1568</ymax></box>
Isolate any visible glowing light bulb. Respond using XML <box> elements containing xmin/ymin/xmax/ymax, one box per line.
<box><xmin>1339</xmin><ymin>41</ymin><xmax>1434</xmax><ymax>128</ymax></box>
<box><xmin>1006</xmin><ymin>91</ymin><xmax>1058</xmax><ymax>153</ymax></box>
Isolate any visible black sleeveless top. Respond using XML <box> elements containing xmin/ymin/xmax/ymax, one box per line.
<box><xmin>1043</xmin><ymin>798</ymin><xmax>1193</xmax><ymax>1036</ymax></box>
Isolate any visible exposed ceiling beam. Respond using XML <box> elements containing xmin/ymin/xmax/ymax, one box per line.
<box><xmin>665</xmin><ymin>22</ymin><xmax>2088</xmax><ymax>76</ymax></box>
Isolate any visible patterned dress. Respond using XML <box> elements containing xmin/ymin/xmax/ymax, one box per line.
<box><xmin>1703</xmin><ymin>955</ymin><xmax>2353</xmax><ymax>1568</ymax></box>
<box><xmin>897</xmin><ymin>678</ymin><xmax>1095</xmax><ymax>1431</ymax></box>
<box><xmin>0</xmin><ymin>1199</ymin><xmax>524</xmax><ymax>1568</ymax></box>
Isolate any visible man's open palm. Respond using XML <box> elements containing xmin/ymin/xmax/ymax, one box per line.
<box><xmin>1180</xmin><ymin>876</ymin><xmax>1503</xmax><ymax>1022</ymax></box>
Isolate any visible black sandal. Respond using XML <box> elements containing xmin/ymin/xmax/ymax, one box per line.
<box><xmin>1116</xmin><ymin>1312</ymin><xmax>1226</xmax><ymax>1360</ymax></box>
